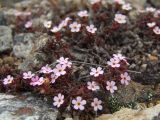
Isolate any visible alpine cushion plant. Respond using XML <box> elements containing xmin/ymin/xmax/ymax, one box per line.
<box><xmin>136</xmin><ymin>7</ymin><xmax>160</xmax><ymax>41</ymax></box>
<box><xmin>0</xmin><ymin>0</ymin><xmax>142</xmax><ymax>118</ymax></box>
<box><xmin>1</xmin><ymin>54</ymin><xmax>131</xmax><ymax>114</ymax></box>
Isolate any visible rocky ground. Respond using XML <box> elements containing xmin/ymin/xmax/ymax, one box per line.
<box><xmin>0</xmin><ymin>0</ymin><xmax>160</xmax><ymax>120</ymax></box>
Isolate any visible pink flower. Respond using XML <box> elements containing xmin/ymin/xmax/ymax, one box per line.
<box><xmin>86</xmin><ymin>24</ymin><xmax>97</xmax><ymax>34</ymax></box>
<box><xmin>114</xmin><ymin>0</ymin><xmax>125</xmax><ymax>5</ymax></box>
<box><xmin>91</xmin><ymin>98</ymin><xmax>103</xmax><ymax>111</ymax></box>
<box><xmin>57</xmin><ymin>57</ymin><xmax>72</xmax><ymax>68</ymax></box>
<box><xmin>77</xmin><ymin>10</ymin><xmax>89</xmax><ymax>17</ymax></box>
<box><xmin>50</xmin><ymin>26</ymin><xmax>61</xmax><ymax>33</ymax></box>
<box><xmin>107</xmin><ymin>58</ymin><xmax>120</xmax><ymax>68</ymax></box>
<box><xmin>14</xmin><ymin>11</ymin><xmax>22</xmax><ymax>16</ymax></box>
<box><xmin>87</xmin><ymin>81</ymin><xmax>100</xmax><ymax>91</ymax></box>
<box><xmin>3</xmin><ymin>75</ymin><xmax>14</xmax><ymax>85</ymax></box>
<box><xmin>59</xmin><ymin>17</ymin><xmax>71</xmax><ymax>28</ymax></box>
<box><xmin>90</xmin><ymin>0</ymin><xmax>101</xmax><ymax>5</ymax></box>
<box><xmin>90</xmin><ymin>67</ymin><xmax>104</xmax><ymax>77</ymax></box>
<box><xmin>153</xmin><ymin>26</ymin><xmax>160</xmax><ymax>35</ymax></box>
<box><xmin>69</xmin><ymin>22</ymin><xmax>81</xmax><ymax>32</ymax></box>
<box><xmin>53</xmin><ymin>64</ymin><xmax>66</xmax><ymax>77</ymax></box>
<box><xmin>51</xmin><ymin>74</ymin><xmax>59</xmax><ymax>84</ymax></box>
<box><xmin>72</xmin><ymin>96</ymin><xmax>86</xmax><ymax>110</ymax></box>
<box><xmin>147</xmin><ymin>22</ymin><xmax>156</xmax><ymax>28</ymax></box>
<box><xmin>30</xmin><ymin>76</ymin><xmax>44</xmax><ymax>86</ymax></box>
<box><xmin>40</xmin><ymin>65</ymin><xmax>53</xmax><ymax>74</ymax></box>
<box><xmin>120</xmin><ymin>72</ymin><xmax>131</xmax><ymax>85</ymax></box>
<box><xmin>53</xmin><ymin>93</ymin><xmax>64</xmax><ymax>108</ymax></box>
<box><xmin>122</xmin><ymin>3</ymin><xmax>132</xmax><ymax>11</ymax></box>
<box><xmin>113</xmin><ymin>53</ymin><xmax>126</xmax><ymax>60</ymax></box>
<box><xmin>154</xmin><ymin>10</ymin><xmax>160</xmax><ymax>17</ymax></box>
<box><xmin>113</xmin><ymin>53</ymin><xmax>128</xmax><ymax>64</ymax></box>
<box><xmin>146</xmin><ymin>7</ymin><xmax>156</xmax><ymax>12</ymax></box>
<box><xmin>43</xmin><ymin>21</ymin><xmax>52</xmax><ymax>28</ymax></box>
<box><xmin>106</xmin><ymin>81</ymin><xmax>117</xmax><ymax>93</ymax></box>
<box><xmin>114</xmin><ymin>14</ymin><xmax>127</xmax><ymax>24</ymax></box>
<box><xmin>23</xmin><ymin>71</ymin><xmax>35</xmax><ymax>79</ymax></box>
<box><xmin>25</xmin><ymin>21</ymin><xmax>32</xmax><ymax>28</ymax></box>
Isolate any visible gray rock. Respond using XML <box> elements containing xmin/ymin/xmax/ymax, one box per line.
<box><xmin>18</xmin><ymin>33</ymin><xmax>53</xmax><ymax>71</ymax></box>
<box><xmin>0</xmin><ymin>93</ymin><xmax>58</xmax><ymax>120</ymax></box>
<box><xmin>0</xmin><ymin>26</ymin><xmax>13</xmax><ymax>52</ymax></box>
<box><xmin>13</xmin><ymin>33</ymin><xmax>35</xmax><ymax>58</ymax></box>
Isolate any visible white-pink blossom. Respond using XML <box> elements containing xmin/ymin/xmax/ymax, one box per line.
<box><xmin>43</xmin><ymin>21</ymin><xmax>52</xmax><ymax>28</ymax></box>
<box><xmin>77</xmin><ymin>10</ymin><xmax>89</xmax><ymax>17</ymax></box>
<box><xmin>147</xmin><ymin>22</ymin><xmax>156</xmax><ymax>28</ymax></box>
<box><xmin>154</xmin><ymin>10</ymin><xmax>160</xmax><ymax>17</ymax></box>
<box><xmin>91</xmin><ymin>98</ymin><xmax>103</xmax><ymax>111</ymax></box>
<box><xmin>113</xmin><ymin>53</ymin><xmax>126</xmax><ymax>60</ymax></box>
<box><xmin>25</xmin><ymin>21</ymin><xmax>32</xmax><ymax>28</ymax></box>
<box><xmin>72</xmin><ymin>96</ymin><xmax>86</xmax><ymax>110</ymax></box>
<box><xmin>69</xmin><ymin>22</ymin><xmax>81</xmax><ymax>32</ymax></box>
<box><xmin>146</xmin><ymin>7</ymin><xmax>156</xmax><ymax>12</ymax></box>
<box><xmin>106</xmin><ymin>81</ymin><xmax>117</xmax><ymax>93</ymax></box>
<box><xmin>114</xmin><ymin>14</ymin><xmax>127</xmax><ymax>24</ymax></box>
<box><xmin>113</xmin><ymin>53</ymin><xmax>128</xmax><ymax>64</ymax></box>
<box><xmin>153</xmin><ymin>26</ymin><xmax>160</xmax><ymax>35</ymax></box>
<box><xmin>107</xmin><ymin>58</ymin><xmax>120</xmax><ymax>68</ymax></box>
<box><xmin>120</xmin><ymin>72</ymin><xmax>131</xmax><ymax>85</ymax></box>
<box><xmin>30</xmin><ymin>76</ymin><xmax>44</xmax><ymax>86</ymax></box>
<box><xmin>57</xmin><ymin>57</ymin><xmax>72</xmax><ymax>68</ymax></box>
<box><xmin>86</xmin><ymin>24</ymin><xmax>97</xmax><ymax>34</ymax></box>
<box><xmin>59</xmin><ymin>17</ymin><xmax>71</xmax><ymax>28</ymax></box>
<box><xmin>53</xmin><ymin>64</ymin><xmax>66</xmax><ymax>77</ymax></box>
<box><xmin>40</xmin><ymin>65</ymin><xmax>53</xmax><ymax>74</ymax></box>
<box><xmin>122</xmin><ymin>3</ymin><xmax>132</xmax><ymax>11</ymax></box>
<box><xmin>87</xmin><ymin>81</ymin><xmax>100</xmax><ymax>91</ymax></box>
<box><xmin>90</xmin><ymin>0</ymin><xmax>101</xmax><ymax>5</ymax></box>
<box><xmin>3</xmin><ymin>75</ymin><xmax>14</xmax><ymax>85</ymax></box>
<box><xmin>50</xmin><ymin>26</ymin><xmax>61</xmax><ymax>33</ymax></box>
<box><xmin>51</xmin><ymin>74</ymin><xmax>59</xmax><ymax>83</ymax></box>
<box><xmin>90</xmin><ymin>67</ymin><xmax>104</xmax><ymax>77</ymax></box>
<box><xmin>114</xmin><ymin>0</ymin><xmax>125</xmax><ymax>5</ymax></box>
<box><xmin>53</xmin><ymin>93</ymin><xmax>64</xmax><ymax>108</ymax></box>
<box><xmin>23</xmin><ymin>71</ymin><xmax>35</xmax><ymax>79</ymax></box>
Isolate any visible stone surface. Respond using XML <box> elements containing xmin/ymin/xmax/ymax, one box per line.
<box><xmin>0</xmin><ymin>93</ymin><xmax>58</xmax><ymax>120</ymax></box>
<box><xmin>18</xmin><ymin>33</ymin><xmax>53</xmax><ymax>71</ymax></box>
<box><xmin>0</xmin><ymin>26</ymin><xmax>12</xmax><ymax>52</ymax></box>
<box><xmin>96</xmin><ymin>104</ymin><xmax>160</xmax><ymax>120</ymax></box>
<box><xmin>13</xmin><ymin>33</ymin><xmax>35</xmax><ymax>58</ymax></box>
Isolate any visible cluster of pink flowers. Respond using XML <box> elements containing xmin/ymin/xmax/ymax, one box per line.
<box><xmin>107</xmin><ymin>53</ymin><xmax>128</xmax><ymax>68</ymax></box>
<box><xmin>53</xmin><ymin>95</ymin><xmax>103</xmax><ymax>111</ymax></box>
<box><xmin>90</xmin><ymin>0</ymin><xmax>101</xmax><ymax>5</ymax></box>
<box><xmin>90</xmin><ymin>67</ymin><xmax>104</xmax><ymax>77</ymax></box>
<box><xmin>44</xmin><ymin>17</ymin><xmax>71</xmax><ymax>33</ymax></box>
<box><xmin>77</xmin><ymin>10</ymin><xmax>89</xmax><ymax>17</ymax></box>
<box><xmin>153</xmin><ymin>26</ymin><xmax>160</xmax><ymax>35</ymax></box>
<box><xmin>114</xmin><ymin>14</ymin><xmax>127</xmax><ymax>24</ymax></box>
<box><xmin>3</xmin><ymin>75</ymin><xmax>14</xmax><ymax>85</ymax></box>
<box><xmin>30</xmin><ymin>76</ymin><xmax>44</xmax><ymax>86</ymax></box>
<box><xmin>147</xmin><ymin>22</ymin><xmax>160</xmax><ymax>35</ymax></box>
<box><xmin>114</xmin><ymin>0</ymin><xmax>125</xmax><ymax>5</ymax></box>
<box><xmin>114</xmin><ymin>0</ymin><xmax>132</xmax><ymax>11</ymax></box>
<box><xmin>25</xmin><ymin>21</ymin><xmax>32</xmax><ymax>29</ymax></box>
<box><xmin>2</xmin><ymin>53</ymin><xmax>131</xmax><ymax>112</ymax></box>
